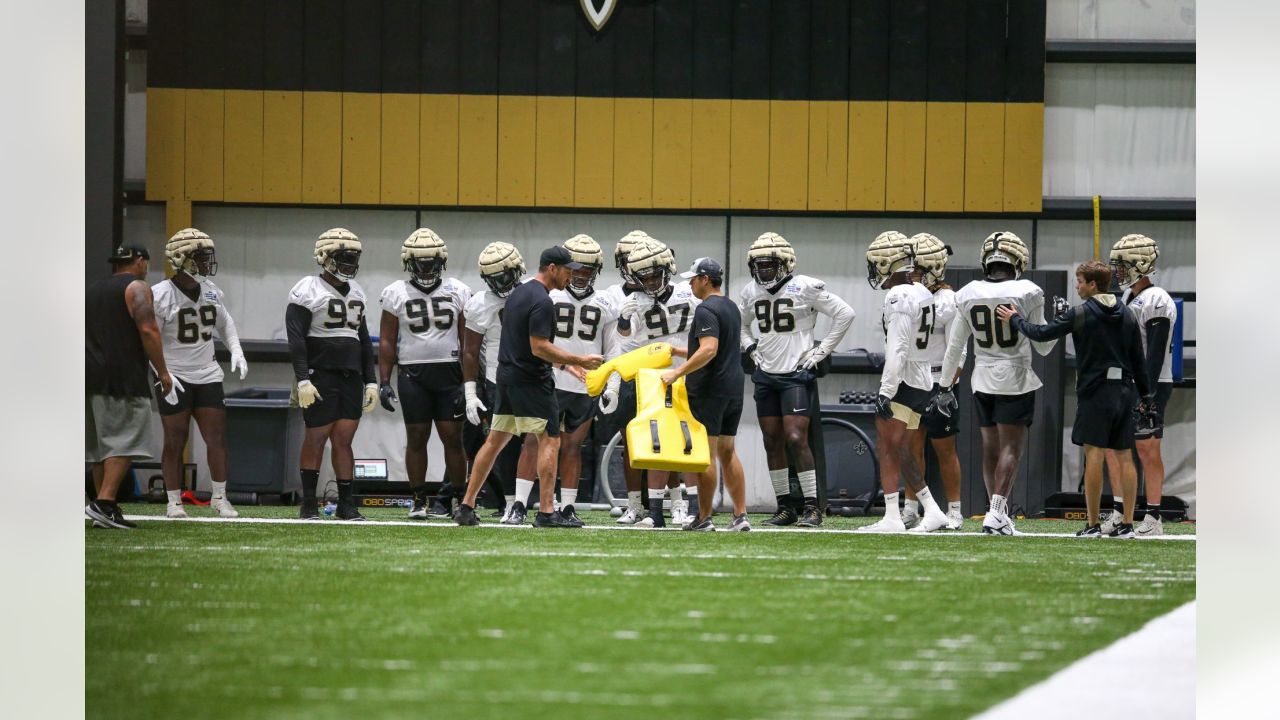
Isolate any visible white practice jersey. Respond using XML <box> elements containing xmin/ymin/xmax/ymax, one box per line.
<box><xmin>922</xmin><ymin>287</ymin><xmax>966</xmax><ymax>384</ymax></box>
<box><xmin>617</xmin><ymin>282</ymin><xmax>700</xmax><ymax>367</ymax></box>
<box><xmin>1123</xmin><ymin>285</ymin><xmax>1178</xmax><ymax>383</ymax></box>
<box><xmin>878</xmin><ymin>282</ymin><xmax>936</xmax><ymax>397</ymax></box>
<box><xmin>739</xmin><ymin>274</ymin><xmax>854</xmax><ymax>374</ymax></box>
<box><xmin>549</xmin><ymin>288</ymin><xmax>623</xmax><ymax>393</ymax></box>
<box><xmin>380</xmin><ymin>278</ymin><xmax>471</xmax><ymax>365</ymax></box>
<box><xmin>602</xmin><ymin>282</ymin><xmax>645</xmax><ymax>352</ymax></box>
<box><xmin>463</xmin><ymin>290</ymin><xmax>507</xmax><ymax>384</ymax></box>
<box><xmin>153</xmin><ymin>278</ymin><xmax>240</xmax><ymax>385</ymax></box>
<box><xmin>941</xmin><ymin>278</ymin><xmax>1057</xmax><ymax>395</ymax></box>
<box><xmin>288</xmin><ymin>275</ymin><xmax>370</xmax><ymax>340</ymax></box>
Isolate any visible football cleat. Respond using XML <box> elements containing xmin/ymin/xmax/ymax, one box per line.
<box><xmin>856</xmin><ymin>513</ymin><xmax>907</xmax><ymax>533</ymax></box>
<box><xmin>1105</xmin><ymin>522</ymin><xmax>1136</xmax><ymax>539</ymax></box>
<box><xmin>502</xmin><ymin>501</ymin><xmax>527</xmax><ymax>526</ymax></box>
<box><xmin>684</xmin><ymin>515</ymin><xmax>716</xmax><ymax>531</ymax></box>
<box><xmin>1100</xmin><ymin>510</ymin><xmax>1124</xmax><ymax>536</ymax></box>
<box><xmin>85</xmin><ymin>500</ymin><xmax>136</xmax><ymax>530</ymax></box>
<box><xmin>401</xmin><ymin>228</ymin><xmax>448</xmax><ymax>290</ymax></box>
<box><xmin>408</xmin><ymin>495</ymin><xmax>429</xmax><ymax>520</ymax></box>
<box><xmin>560</xmin><ymin>505</ymin><xmax>586</xmax><ymax>528</ymax></box>
<box><xmin>909</xmin><ymin>507</ymin><xmax>950</xmax><ymax>533</ymax></box>
<box><xmin>726</xmin><ymin>513</ymin><xmax>752</xmax><ymax>532</ymax></box>
<box><xmin>1109</xmin><ymin>234</ymin><xmax>1160</xmax><ymax>289</ymax></box>
<box><xmin>211</xmin><ymin>497</ymin><xmax>239</xmax><ymax>519</ymax></box>
<box><xmin>798</xmin><ymin>505</ymin><xmax>823</xmax><ymax>528</ymax></box>
<box><xmin>428</xmin><ymin>488</ymin><xmax>454</xmax><ymax>519</ymax></box>
<box><xmin>763</xmin><ymin>506</ymin><xmax>798</xmax><ymax>526</ymax></box>
<box><xmin>1135</xmin><ymin>513</ymin><xmax>1164</xmax><ymax>538</ymax></box>
<box><xmin>315</xmin><ymin>228</ymin><xmax>362</xmax><ymax>280</ymax></box>
<box><xmin>635</xmin><ymin>516</ymin><xmax>659</xmax><ymax>529</ymax></box>
<box><xmin>616</xmin><ymin>505</ymin><xmax>642</xmax><ymax>525</ymax></box>
<box><xmin>298</xmin><ymin>499</ymin><xmax>321</xmax><ymax>521</ymax></box>
<box><xmin>900</xmin><ymin>505</ymin><xmax>921</xmax><ymax>530</ymax></box>
<box><xmin>478</xmin><ymin>241</ymin><xmax>526</xmax><ymax>298</ymax></box>
<box><xmin>979</xmin><ymin>231</ymin><xmax>1030</xmax><ymax>278</ymax></box>
<box><xmin>945</xmin><ymin>508</ymin><xmax>964</xmax><ymax>530</ymax></box>
<box><xmin>166</xmin><ymin>228</ymin><xmax>218</xmax><ymax>277</ymax></box>
<box><xmin>454</xmin><ymin>503</ymin><xmax>481</xmax><ymax>526</ymax></box>
<box><xmin>1076</xmin><ymin>524</ymin><xmax>1103</xmax><ymax>537</ymax></box>
<box><xmin>166</xmin><ymin>503</ymin><xmax>189</xmax><ymax>519</ymax></box>
<box><xmin>533</xmin><ymin>510</ymin><xmax>578</xmax><ymax>528</ymax></box>
<box><xmin>626</xmin><ymin>238</ymin><xmax>678</xmax><ymax>298</ymax></box>
<box><xmin>671</xmin><ymin>499</ymin><xmax>691</xmax><ymax>527</ymax></box>
<box><xmin>981</xmin><ymin>510</ymin><xmax>1014</xmax><ymax>536</ymax></box>
<box><xmin>335</xmin><ymin>501</ymin><xmax>366</xmax><ymax>521</ymax></box>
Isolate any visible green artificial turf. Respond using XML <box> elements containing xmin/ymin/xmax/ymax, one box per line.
<box><xmin>86</xmin><ymin>504</ymin><xmax>1195</xmax><ymax>719</ymax></box>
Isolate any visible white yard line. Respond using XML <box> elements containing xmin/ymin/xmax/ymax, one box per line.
<box><xmin>116</xmin><ymin>514</ymin><xmax>1196</xmax><ymax>541</ymax></box>
<box><xmin>973</xmin><ymin>601</ymin><xmax>1195</xmax><ymax>720</ymax></box>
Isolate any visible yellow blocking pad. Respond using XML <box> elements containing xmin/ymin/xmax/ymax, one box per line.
<box><xmin>584</xmin><ymin>342</ymin><xmax>673</xmax><ymax>397</ymax></box>
<box><xmin>626</xmin><ymin>369</ymin><xmax>710</xmax><ymax>473</ymax></box>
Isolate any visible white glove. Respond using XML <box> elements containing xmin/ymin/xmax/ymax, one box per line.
<box><xmin>362</xmin><ymin>383</ymin><xmax>379</xmax><ymax>413</ymax></box>
<box><xmin>162</xmin><ymin>375</ymin><xmax>185</xmax><ymax>406</ymax></box>
<box><xmin>599</xmin><ymin>389</ymin><xmax>619</xmax><ymax>414</ymax></box>
<box><xmin>230</xmin><ymin>350</ymin><xmax>249</xmax><ymax>380</ymax></box>
<box><xmin>798</xmin><ymin>347</ymin><xmax>827</xmax><ymax>371</ymax></box>
<box><xmin>464</xmin><ymin>381</ymin><xmax>486</xmax><ymax>426</ymax></box>
<box><xmin>297</xmin><ymin>379</ymin><xmax>322</xmax><ymax>409</ymax></box>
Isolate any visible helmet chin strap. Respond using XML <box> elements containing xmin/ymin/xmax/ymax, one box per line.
<box><xmin>412</xmin><ymin>276</ymin><xmax>442</xmax><ymax>294</ymax></box>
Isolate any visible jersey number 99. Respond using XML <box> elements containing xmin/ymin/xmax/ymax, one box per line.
<box><xmin>554</xmin><ymin>303</ymin><xmax>601</xmax><ymax>342</ymax></box>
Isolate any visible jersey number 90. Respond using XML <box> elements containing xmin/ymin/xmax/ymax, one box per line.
<box><xmin>970</xmin><ymin>305</ymin><xmax>1018</xmax><ymax>349</ymax></box>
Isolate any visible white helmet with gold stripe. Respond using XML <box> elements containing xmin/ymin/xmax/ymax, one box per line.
<box><xmin>626</xmin><ymin>237</ymin><xmax>677</xmax><ymax>298</ymax></box>
<box><xmin>166</xmin><ymin>227</ymin><xmax>217</xmax><ymax>277</ymax></box>
<box><xmin>747</xmin><ymin>232</ymin><xmax>797</xmax><ymax>287</ymax></box>
<box><xmin>912</xmin><ymin>232</ymin><xmax>953</xmax><ymax>286</ymax></box>
<box><xmin>980</xmin><ymin>231</ymin><xmax>1030</xmax><ymax>278</ymax></box>
<box><xmin>478</xmin><ymin>241</ymin><xmax>525</xmax><ymax>298</ymax></box>
<box><xmin>315</xmin><ymin>227</ymin><xmax>362</xmax><ymax>280</ymax></box>
<box><xmin>401</xmin><ymin>228</ymin><xmax>448</xmax><ymax>288</ymax></box>
<box><xmin>865</xmin><ymin>230</ymin><xmax>914</xmax><ymax>289</ymax></box>
<box><xmin>1109</xmin><ymin>233</ymin><xmax>1159</xmax><ymax>289</ymax></box>
<box><xmin>564</xmin><ymin>233</ymin><xmax>603</xmax><ymax>298</ymax></box>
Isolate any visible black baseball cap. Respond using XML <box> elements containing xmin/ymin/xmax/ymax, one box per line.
<box><xmin>108</xmin><ymin>245</ymin><xmax>150</xmax><ymax>263</ymax></box>
<box><xmin>680</xmin><ymin>257</ymin><xmax>723</xmax><ymax>280</ymax></box>
<box><xmin>540</xmin><ymin>245</ymin><xmax>585</xmax><ymax>270</ymax></box>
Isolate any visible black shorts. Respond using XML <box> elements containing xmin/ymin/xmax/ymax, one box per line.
<box><xmin>893</xmin><ymin>382</ymin><xmax>933</xmax><ymax>415</ymax></box>
<box><xmin>156</xmin><ymin>380</ymin><xmax>225</xmax><ymax>416</ymax></box>
<box><xmin>304</xmin><ymin>368</ymin><xmax>364</xmax><ymax>428</ymax></box>
<box><xmin>921</xmin><ymin>386</ymin><xmax>960</xmax><ymax>439</ymax></box>
<box><xmin>398</xmin><ymin>362</ymin><xmax>464</xmax><ymax>425</ymax></box>
<box><xmin>492</xmin><ymin>378</ymin><xmax>560</xmax><ymax>437</ymax></box>
<box><xmin>973</xmin><ymin>390</ymin><xmax>1035</xmax><ymax>428</ymax></box>
<box><xmin>691</xmin><ymin>395</ymin><xmax>743</xmax><ymax>437</ymax></box>
<box><xmin>556</xmin><ymin>389</ymin><xmax>595</xmax><ymax>434</ymax></box>
<box><xmin>752</xmin><ymin>368</ymin><xmax>816</xmax><ymax>418</ymax></box>
<box><xmin>1073</xmin><ymin>382</ymin><xmax>1136</xmax><ymax>450</ymax></box>
<box><xmin>1137</xmin><ymin>382</ymin><xmax>1174</xmax><ymax>440</ymax></box>
<box><xmin>617</xmin><ymin>378</ymin><xmax>639</xmax><ymax>424</ymax></box>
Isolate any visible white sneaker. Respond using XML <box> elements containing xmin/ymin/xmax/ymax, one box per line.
<box><xmin>981</xmin><ymin>510</ymin><xmax>1014</xmax><ymax>536</ymax></box>
<box><xmin>1100</xmin><ymin>511</ymin><xmax>1123</xmax><ymax>536</ymax></box>
<box><xmin>909</xmin><ymin>507</ymin><xmax>949</xmax><ymax>533</ymax></box>
<box><xmin>616</xmin><ymin>506</ymin><xmax>642</xmax><ymax>525</ymax></box>
<box><xmin>211</xmin><ymin>497</ymin><xmax>239</xmax><ymax>519</ymax></box>
<box><xmin>1135</xmin><ymin>513</ymin><xmax>1163</xmax><ymax>538</ymax></box>
<box><xmin>166</xmin><ymin>503</ymin><xmax>189</xmax><ymax>519</ymax></box>
<box><xmin>945</xmin><ymin>509</ymin><xmax>964</xmax><ymax>530</ymax></box>
<box><xmin>856</xmin><ymin>513</ymin><xmax>906</xmax><ymax>533</ymax></box>
<box><xmin>671</xmin><ymin>500</ymin><xmax>690</xmax><ymax>527</ymax></box>
<box><xmin>900</xmin><ymin>506</ymin><xmax>921</xmax><ymax>529</ymax></box>
<box><xmin>635</xmin><ymin>516</ymin><xmax>656</xmax><ymax>529</ymax></box>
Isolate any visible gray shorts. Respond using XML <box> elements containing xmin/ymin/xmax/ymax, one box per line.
<box><xmin>85</xmin><ymin>395</ymin><xmax>154</xmax><ymax>463</ymax></box>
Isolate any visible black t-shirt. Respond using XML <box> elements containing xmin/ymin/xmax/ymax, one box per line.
<box><xmin>86</xmin><ymin>273</ymin><xmax>150</xmax><ymax>398</ymax></box>
<box><xmin>497</xmin><ymin>279</ymin><xmax>555</xmax><ymax>385</ymax></box>
<box><xmin>685</xmin><ymin>294</ymin><xmax>744</xmax><ymax>398</ymax></box>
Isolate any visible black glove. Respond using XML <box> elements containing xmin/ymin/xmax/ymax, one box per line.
<box><xmin>379</xmin><ymin>382</ymin><xmax>398</xmax><ymax>412</ymax></box>
<box><xmin>875</xmin><ymin>394</ymin><xmax>894</xmax><ymax>420</ymax></box>
<box><xmin>741</xmin><ymin>343</ymin><xmax>759</xmax><ymax>374</ymax></box>
<box><xmin>926</xmin><ymin>385</ymin><xmax>959</xmax><ymax>419</ymax></box>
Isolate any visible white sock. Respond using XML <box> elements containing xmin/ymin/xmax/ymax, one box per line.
<box><xmin>991</xmin><ymin>494</ymin><xmax>1008</xmax><ymax>516</ymax></box>
<box><xmin>798</xmin><ymin>470</ymin><xmax>817</xmax><ymax>499</ymax></box>
<box><xmin>515</xmin><ymin>479</ymin><xmax>534</xmax><ymax>506</ymax></box>
<box><xmin>884</xmin><ymin>492</ymin><xmax>899</xmax><ymax>518</ymax></box>
<box><xmin>504</xmin><ymin>494</ymin><xmax>515</xmax><ymax>509</ymax></box>
<box><xmin>948</xmin><ymin>501</ymin><xmax>962</xmax><ymax>514</ymax></box>
<box><xmin>904</xmin><ymin>498</ymin><xmax>920</xmax><ymax>514</ymax></box>
<box><xmin>627</xmin><ymin>490</ymin><xmax>643</xmax><ymax>510</ymax></box>
<box><xmin>210</xmin><ymin>481</ymin><xmax>227</xmax><ymax>500</ymax></box>
<box><xmin>916</xmin><ymin>486</ymin><xmax>942</xmax><ymax>515</ymax></box>
<box><xmin>669</xmin><ymin>483</ymin><xmax>684</xmax><ymax>504</ymax></box>
<box><xmin>166</xmin><ymin>489</ymin><xmax>182</xmax><ymax>506</ymax></box>
<box><xmin>561</xmin><ymin>488</ymin><xmax>578</xmax><ymax>509</ymax></box>
<box><xmin>769</xmin><ymin>468</ymin><xmax>790</xmax><ymax>496</ymax></box>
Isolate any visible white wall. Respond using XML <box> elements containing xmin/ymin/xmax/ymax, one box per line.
<box><xmin>1048</xmin><ymin>0</ymin><xmax>1196</xmax><ymax>40</ymax></box>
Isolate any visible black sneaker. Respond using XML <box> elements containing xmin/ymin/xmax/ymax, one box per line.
<box><xmin>336</xmin><ymin>501</ymin><xmax>366</xmax><ymax>521</ymax></box>
<box><xmin>726</xmin><ymin>513</ymin><xmax>752</xmax><ymax>532</ymax></box>
<box><xmin>684</xmin><ymin>515</ymin><xmax>716</xmax><ymax>531</ymax></box>
<box><xmin>532</xmin><ymin>510</ymin><xmax>577</xmax><ymax>528</ymax></box>
<box><xmin>502</xmin><ymin>501</ymin><xmax>527</xmax><ymax>526</ymax></box>
<box><xmin>1105</xmin><ymin>522</ymin><xmax>1135</xmax><ymax>539</ymax></box>
<box><xmin>1076</xmin><ymin>524</ymin><xmax>1102</xmax><ymax>537</ymax></box>
<box><xmin>798</xmin><ymin>505</ymin><xmax>823</xmax><ymax>528</ymax></box>
<box><xmin>488</xmin><ymin>507</ymin><xmax>507</xmax><ymax>518</ymax></box>
<box><xmin>560</xmin><ymin>505</ymin><xmax>585</xmax><ymax>527</ymax></box>
<box><xmin>85</xmin><ymin>500</ymin><xmax>136</xmax><ymax>530</ymax></box>
<box><xmin>298</xmin><ymin>498</ymin><xmax>321</xmax><ymax>520</ymax></box>
<box><xmin>763</xmin><ymin>506</ymin><xmax>798</xmax><ymax>526</ymax></box>
<box><xmin>429</xmin><ymin>487</ymin><xmax>455</xmax><ymax>518</ymax></box>
<box><xmin>408</xmin><ymin>492</ymin><xmax>430</xmax><ymax>520</ymax></box>
<box><xmin>454</xmin><ymin>503</ymin><xmax>481</xmax><ymax>526</ymax></box>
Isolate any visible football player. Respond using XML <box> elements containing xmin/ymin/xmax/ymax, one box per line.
<box><xmin>152</xmin><ymin>228</ymin><xmax>246</xmax><ymax>519</ymax></box>
<box><xmin>739</xmin><ymin>232</ymin><xmax>855</xmax><ymax>528</ymax></box>
<box><xmin>600</xmin><ymin>231</ymin><xmax>651</xmax><ymax>523</ymax></box>
<box><xmin>1105</xmin><ymin>234</ymin><xmax>1178</xmax><ymax>537</ymax></box>
<box><xmin>902</xmin><ymin>233</ymin><xmax>966</xmax><ymax>531</ymax></box>
<box><xmin>619</xmin><ymin>236</ymin><xmax>701</xmax><ymax>528</ymax></box>
<box><xmin>933</xmin><ymin>232</ymin><xmax>1058</xmax><ymax>535</ymax></box>
<box><xmin>378</xmin><ymin>229</ymin><xmax>472</xmax><ymax>520</ymax></box>
<box><xmin>460</xmin><ymin>242</ymin><xmax>529</xmax><ymax>521</ymax></box>
<box><xmin>857</xmin><ymin>232</ymin><xmax>950</xmax><ymax>533</ymax></box>
<box><xmin>513</xmin><ymin>235</ymin><xmax>622</xmax><ymax>526</ymax></box>
<box><xmin>287</xmin><ymin>228</ymin><xmax>378</xmax><ymax>521</ymax></box>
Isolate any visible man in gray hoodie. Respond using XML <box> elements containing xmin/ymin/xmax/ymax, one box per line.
<box><xmin>995</xmin><ymin>260</ymin><xmax>1153</xmax><ymax>538</ymax></box>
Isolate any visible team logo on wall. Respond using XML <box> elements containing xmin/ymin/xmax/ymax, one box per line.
<box><xmin>580</xmin><ymin>0</ymin><xmax>618</xmax><ymax>31</ymax></box>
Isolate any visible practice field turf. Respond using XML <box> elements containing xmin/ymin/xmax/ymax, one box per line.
<box><xmin>87</xmin><ymin>505</ymin><xmax>1195</xmax><ymax>719</ymax></box>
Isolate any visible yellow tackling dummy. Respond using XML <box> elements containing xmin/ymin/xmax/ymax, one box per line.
<box><xmin>584</xmin><ymin>342</ymin><xmax>674</xmax><ymax>397</ymax></box>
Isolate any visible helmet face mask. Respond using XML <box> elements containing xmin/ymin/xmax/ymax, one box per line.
<box><xmin>484</xmin><ymin>269</ymin><xmax>522</xmax><ymax>297</ymax></box>
<box><xmin>1108</xmin><ymin>234</ymin><xmax>1159</xmax><ymax>290</ymax></box>
<box><xmin>634</xmin><ymin>266</ymin><xmax>670</xmax><ymax>297</ymax></box>
<box><xmin>568</xmin><ymin>266</ymin><xmax>599</xmax><ymax>298</ymax></box>
<box><xmin>327</xmin><ymin>249</ymin><xmax>362</xmax><ymax>280</ymax></box>
<box><xmin>407</xmin><ymin>256</ymin><xmax>445</xmax><ymax>287</ymax></box>
<box><xmin>865</xmin><ymin>231</ymin><xmax>914</xmax><ymax>289</ymax></box>
<box><xmin>478</xmin><ymin>241</ymin><xmax>526</xmax><ymax>298</ymax></box>
<box><xmin>166</xmin><ymin>228</ymin><xmax>217</xmax><ymax>278</ymax></box>
<box><xmin>625</xmin><ymin>238</ymin><xmax>677</xmax><ymax>298</ymax></box>
<box><xmin>315</xmin><ymin>228</ymin><xmax>363</xmax><ymax>280</ymax></box>
<box><xmin>401</xmin><ymin>228</ymin><xmax>448</xmax><ymax>289</ymax></box>
<box><xmin>747</xmin><ymin>232</ymin><xmax>797</xmax><ymax>287</ymax></box>
<box><xmin>564</xmin><ymin>234</ymin><xmax>603</xmax><ymax>298</ymax></box>
<box><xmin>749</xmin><ymin>257</ymin><xmax>783</xmax><ymax>286</ymax></box>
<box><xmin>189</xmin><ymin>248</ymin><xmax>218</xmax><ymax>277</ymax></box>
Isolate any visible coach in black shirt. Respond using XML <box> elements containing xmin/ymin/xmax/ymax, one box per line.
<box><xmin>661</xmin><ymin>258</ymin><xmax>750</xmax><ymax>531</ymax></box>
<box><xmin>456</xmin><ymin>245</ymin><xmax>604</xmax><ymax>527</ymax></box>
<box><xmin>996</xmin><ymin>260</ymin><xmax>1152</xmax><ymax>537</ymax></box>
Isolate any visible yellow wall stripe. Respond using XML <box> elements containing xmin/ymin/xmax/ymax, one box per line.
<box><xmin>419</xmin><ymin>94</ymin><xmax>459</xmax><ymax>205</ymax></box>
<box><xmin>924</xmin><ymin>102</ymin><xmax>965</xmax><ymax>212</ymax></box>
<box><xmin>341</xmin><ymin>93</ymin><xmax>381</xmax><ymax>204</ymax></box>
<box><xmin>885</xmin><ymin>101</ymin><xmax>926</xmax><ymax>211</ymax></box>
<box><xmin>806</xmin><ymin>101</ymin><xmax>848</xmax><ymax>212</ymax></box>
<box><xmin>535</xmin><ymin>96</ymin><xmax>575</xmax><ymax>207</ymax></box>
<box><xmin>768</xmin><ymin>101</ymin><xmax>809</xmax><ymax>211</ymax></box>
<box><xmin>301</xmin><ymin>91</ymin><xmax>342</xmax><ymax>204</ymax></box>
<box><xmin>380</xmin><ymin>94</ymin><xmax>420</xmax><ymax>205</ymax></box>
<box><xmin>457</xmin><ymin>95</ymin><xmax>498</xmax><ymax>205</ymax></box>
<box><xmin>690</xmin><ymin>99</ymin><xmax>731</xmax><ymax>209</ymax></box>
<box><xmin>145</xmin><ymin>88</ymin><xmax>185</xmax><ymax>201</ymax></box>
<box><xmin>262</xmin><ymin>91</ymin><xmax>302</xmax><ymax>203</ymax></box>
<box><xmin>184</xmin><ymin>89</ymin><xmax>224</xmax><ymax>201</ymax></box>
<box><xmin>613</xmin><ymin>98</ymin><xmax>654</xmax><ymax>208</ymax></box>
<box><xmin>963</xmin><ymin>102</ymin><xmax>1005</xmax><ymax>212</ymax></box>
<box><xmin>847</xmin><ymin>101</ymin><xmax>887</xmax><ymax>211</ymax></box>
<box><xmin>729</xmin><ymin>99</ymin><xmax>769</xmax><ymax>209</ymax></box>
<box><xmin>1002</xmin><ymin>102</ymin><xmax>1044</xmax><ymax>213</ymax></box>
<box><xmin>573</xmin><ymin>97</ymin><xmax>614</xmax><ymax>208</ymax></box>
<box><xmin>223</xmin><ymin>90</ymin><xmax>264</xmax><ymax>203</ymax></box>
<box><xmin>651</xmin><ymin>98</ymin><xmax>692</xmax><ymax>209</ymax></box>
<box><xmin>496</xmin><ymin>95</ymin><xmax>536</xmax><ymax>206</ymax></box>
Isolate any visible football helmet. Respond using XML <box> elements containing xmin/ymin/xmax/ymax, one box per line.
<box><xmin>615</xmin><ymin>230</ymin><xmax>652</xmax><ymax>284</ymax></box>
<box><xmin>1109</xmin><ymin>233</ymin><xmax>1160</xmax><ymax>289</ymax></box>
<box><xmin>747</xmin><ymin>232</ymin><xmax>797</xmax><ymax>287</ymax></box>
<box><xmin>912</xmin><ymin>233</ymin><xmax>953</xmax><ymax>286</ymax></box>
<box><xmin>315</xmin><ymin>228</ymin><xmax>362</xmax><ymax>280</ymax></box>
<box><xmin>626</xmin><ymin>238</ymin><xmax>677</xmax><ymax>298</ymax></box>
<box><xmin>401</xmin><ymin>228</ymin><xmax>448</xmax><ymax>289</ymax></box>
<box><xmin>865</xmin><ymin>230</ymin><xmax>914</xmax><ymax>289</ymax></box>
<box><xmin>478</xmin><ymin>241</ymin><xmax>526</xmax><ymax>298</ymax></box>
<box><xmin>166</xmin><ymin>227</ymin><xmax>217</xmax><ymax>277</ymax></box>
<box><xmin>980</xmin><ymin>231</ymin><xmax>1030</xmax><ymax>278</ymax></box>
<box><xmin>564</xmin><ymin>233</ymin><xmax>603</xmax><ymax>299</ymax></box>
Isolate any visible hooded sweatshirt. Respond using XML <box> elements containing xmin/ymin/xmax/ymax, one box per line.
<box><xmin>1008</xmin><ymin>294</ymin><xmax>1151</xmax><ymax>399</ymax></box>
